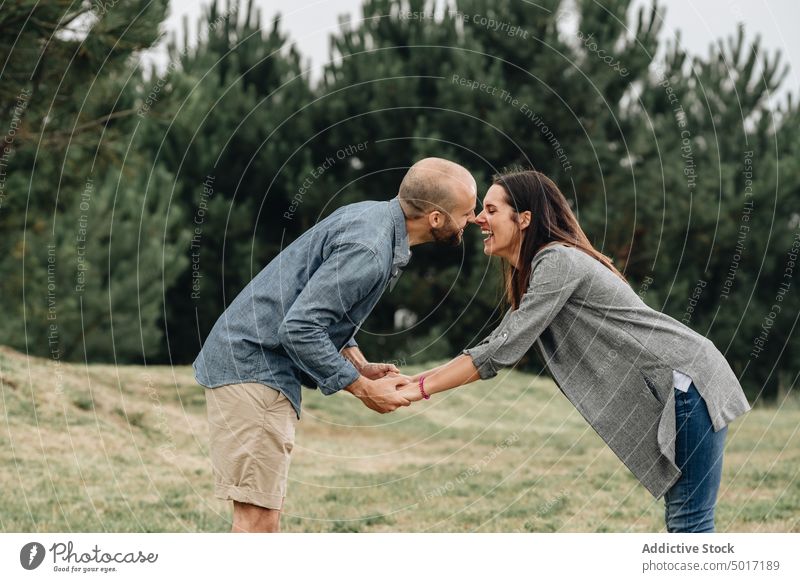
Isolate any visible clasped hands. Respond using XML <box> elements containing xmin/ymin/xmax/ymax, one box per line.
<box><xmin>346</xmin><ymin>362</ymin><xmax>425</xmax><ymax>414</ymax></box>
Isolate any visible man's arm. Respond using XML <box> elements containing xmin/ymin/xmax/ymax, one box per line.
<box><xmin>277</xmin><ymin>242</ymin><xmax>409</xmax><ymax>412</ymax></box>
<box><xmin>341</xmin><ymin>345</ymin><xmax>368</xmax><ymax>369</ymax></box>
<box><xmin>342</xmin><ymin>345</ymin><xmax>401</xmax><ymax>380</ymax></box>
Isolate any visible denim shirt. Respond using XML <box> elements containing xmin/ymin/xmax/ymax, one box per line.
<box><xmin>193</xmin><ymin>198</ymin><xmax>410</xmax><ymax>417</ymax></box>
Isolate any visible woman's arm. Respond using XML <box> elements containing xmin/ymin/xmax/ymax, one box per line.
<box><xmin>464</xmin><ymin>248</ymin><xmax>581</xmax><ymax>379</ymax></box>
<box><xmin>397</xmin><ymin>354</ymin><xmax>481</xmax><ymax>402</ymax></box>
<box><xmin>398</xmin><ymin>248</ymin><xmax>582</xmax><ymax>403</ymax></box>
<box><xmin>408</xmin><ymin>362</ymin><xmax>446</xmax><ymax>383</ymax></box>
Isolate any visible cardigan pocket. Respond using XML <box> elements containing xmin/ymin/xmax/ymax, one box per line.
<box><xmin>639</xmin><ymin>369</ymin><xmax>663</xmax><ymax>405</ymax></box>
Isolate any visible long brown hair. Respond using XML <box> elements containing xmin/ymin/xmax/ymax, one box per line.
<box><xmin>494</xmin><ymin>169</ymin><xmax>628</xmax><ymax>309</ymax></box>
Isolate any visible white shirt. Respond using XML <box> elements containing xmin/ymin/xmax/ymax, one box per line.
<box><xmin>673</xmin><ymin>369</ymin><xmax>693</xmax><ymax>392</ymax></box>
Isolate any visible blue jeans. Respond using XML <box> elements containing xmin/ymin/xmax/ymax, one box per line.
<box><xmin>664</xmin><ymin>383</ymin><xmax>728</xmax><ymax>532</ymax></box>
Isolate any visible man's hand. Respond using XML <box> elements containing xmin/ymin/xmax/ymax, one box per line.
<box><xmin>341</xmin><ymin>346</ymin><xmax>404</xmax><ymax>381</ymax></box>
<box><xmin>345</xmin><ymin>375</ymin><xmax>412</xmax><ymax>413</ymax></box>
<box><xmin>359</xmin><ymin>362</ymin><xmax>400</xmax><ymax>380</ymax></box>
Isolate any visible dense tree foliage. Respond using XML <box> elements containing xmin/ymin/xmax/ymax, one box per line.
<box><xmin>1</xmin><ymin>0</ymin><xmax>796</xmax><ymax>400</ymax></box>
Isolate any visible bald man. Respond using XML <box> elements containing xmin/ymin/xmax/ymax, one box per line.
<box><xmin>193</xmin><ymin>157</ymin><xmax>477</xmax><ymax>532</ymax></box>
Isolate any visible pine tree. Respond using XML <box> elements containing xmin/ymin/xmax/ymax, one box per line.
<box><xmin>145</xmin><ymin>0</ymin><xmax>316</xmax><ymax>363</ymax></box>
<box><xmin>629</xmin><ymin>23</ymin><xmax>795</xmax><ymax>399</ymax></box>
<box><xmin>0</xmin><ymin>0</ymin><xmax>187</xmax><ymax>363</ymax></box>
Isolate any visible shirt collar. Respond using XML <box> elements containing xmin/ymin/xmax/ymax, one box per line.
<box><xmin>388</xmin><ymin>197</ymin><xmax>411</xmax><ymax>270</ymax></box>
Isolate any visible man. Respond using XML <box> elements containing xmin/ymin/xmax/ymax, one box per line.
<box><xmin>193</xmin><ymin>157</ymin><xmax>477</xmax><ymax>532</ymax></box>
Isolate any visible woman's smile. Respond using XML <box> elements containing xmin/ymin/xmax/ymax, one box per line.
<box><xmin>475</xmin><ymin>184</ymin><xmax>525</xmax><ymax>261</ymax></box>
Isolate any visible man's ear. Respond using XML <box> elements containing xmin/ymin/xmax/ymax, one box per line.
<box><xmin>427</xmin><ymin>210</ymin><xmax>443</xmax><ymax>228</ymax></box>
<box><xmin>519</xmin><ymin>210</ymin><xmax>532</xmax><ymax>231</ymax></box>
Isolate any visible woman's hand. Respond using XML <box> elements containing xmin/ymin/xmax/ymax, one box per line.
<box><xmin>403</xmin><ymin>355</ymin><xmax>481</xmax><ymax>399</ymax></box>
<box><xmin>395</xmin><ymin>380</ymin><xmax>426</xmax><ymax>403</ymax></box>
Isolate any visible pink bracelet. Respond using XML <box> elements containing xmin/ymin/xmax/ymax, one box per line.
<box><xmin>419</xmin><ymin>376</ymin><xmax>430</xmax><ymax>400</ymax></box>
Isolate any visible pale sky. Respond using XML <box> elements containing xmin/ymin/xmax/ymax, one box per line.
<box><xmin>147</xmin><ymin>0</ymin><xmax>800</xmax><ymax>105</ymax></box>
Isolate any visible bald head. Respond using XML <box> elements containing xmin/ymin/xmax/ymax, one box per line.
<box><xmin>398</xmin><ymin>158</ymin><xmax>477</xmax><ymax>218</ymax></box>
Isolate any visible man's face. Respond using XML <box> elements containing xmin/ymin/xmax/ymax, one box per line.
<box><xmin>430</xmin><ymin>189</ymin><xmax>477</xmax><ymax>246</ymax></box>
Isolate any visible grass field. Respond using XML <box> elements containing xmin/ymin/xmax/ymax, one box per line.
<box><xmin>1</xmin><ymin>345</ymin><xmax>798</xmax><ymax>532</ymax></box>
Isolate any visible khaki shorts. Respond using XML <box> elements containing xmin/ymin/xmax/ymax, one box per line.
<box><xmin>205</xmin><ymin>382</ymin><xmax>298</xmax><ymax>510</ymax></box>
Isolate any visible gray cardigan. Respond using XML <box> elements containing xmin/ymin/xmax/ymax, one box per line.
<box><xmin>463</xmin><ymin>244</ymin><xmax>751</xmax><ymax>498</ymax></box>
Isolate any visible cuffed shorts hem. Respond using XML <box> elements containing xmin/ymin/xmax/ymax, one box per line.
<box><xmin>215</xmin><ymin>484</ymin><xmax>284</xmax><ymax>511</ymax></box>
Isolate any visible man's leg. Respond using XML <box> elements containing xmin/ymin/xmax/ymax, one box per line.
<box><xmin>232</xmin><ymin>501</ymin><xmax>281</xmax><ymax>533</ymax></box>
<box><xmin>205</xmin><ymin>382</ymin><xmax>298</xmax><ymax>533</ymax></box>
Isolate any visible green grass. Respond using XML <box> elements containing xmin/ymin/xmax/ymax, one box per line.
<box><xmin>0</xmin><ymin>345</ymin><xmax>797</xmax><ymax>532</ymax></box>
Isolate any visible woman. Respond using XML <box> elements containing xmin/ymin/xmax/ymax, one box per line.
<box><xmin>398</xmin><ymin>169</ymin><xmax>751</xmax><ymax>532</ymax></box>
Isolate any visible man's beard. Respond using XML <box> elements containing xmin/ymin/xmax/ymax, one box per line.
<box><xmin>430</xmin><ymin>220</ymin><xmax>463</xmax><ymax>247</ymax></box>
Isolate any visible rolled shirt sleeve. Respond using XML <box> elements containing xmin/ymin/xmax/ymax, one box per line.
<box><xmin>463</xmin><ymin>248</ymin><xmax>581</xmax><ymax>379</ymax></box>
<box><xmin>278</xmin><ymin>242</ymin><xmax>384</xmax><ymax>394</ymax></box>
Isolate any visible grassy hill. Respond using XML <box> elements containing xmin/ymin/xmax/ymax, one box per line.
<box><xmin>1</xmin><ymin>345</ymin><xmax>797</xmax><ymax>532</ymax></box>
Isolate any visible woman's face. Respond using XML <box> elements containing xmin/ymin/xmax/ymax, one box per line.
<box><xmin>475</xmin><ymin>184</ymin><xmax>530</xmax><ymax>262</ymax></box>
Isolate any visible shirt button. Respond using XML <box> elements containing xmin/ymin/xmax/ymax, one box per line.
<box><xmin>502</xmin><ymin>332</ymin><xmax>508</xmax><ymax>338</ymax></box>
